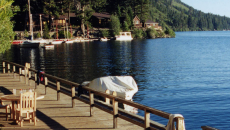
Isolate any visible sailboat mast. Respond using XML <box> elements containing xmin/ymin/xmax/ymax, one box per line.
<box><xmin>28</xmin><ymin>0</ymin><xmax>33</xmax><ymax>40</ymax></box>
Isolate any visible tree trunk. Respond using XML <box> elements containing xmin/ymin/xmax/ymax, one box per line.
<box><xmin>68</xmin><ymin>3</ymin><xmax>70</xmax><ymax>25</ymax></box>
<box><xmin>81</xmin><ymin>6</ymin><xmax>85</xmax><ymax>37</ymax></box>
<box><xmin>81</xmin><ymin>20</ymin><xmax>85</xmax><ymax>37</ymax></box>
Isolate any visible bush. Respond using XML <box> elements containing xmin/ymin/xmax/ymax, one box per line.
<box><xmin>132</xmin><ymin>28</ymin><xmax>144</xmax><ymax>39</ymax></box>
<box><xmin>100</xmin><ymin>30</ymin><xmax>109</xmax><ymax>37</ymax></box>
<box><xmin>146</xmin><ymin>27</ymin><xmax>158</xmax><ymax>38</ymax></box>
<box><xmin>58</xmin><ymin>30</ymin><xmax>65</xmax><ymax>38</ymax></box>
<box><xmin>24</xmin><ymin>30</ymin><xmax>28</xmax><ymax>37</ymax></box>
<box><xmin>43</xmin><ymin>23</ymin><xmax>50</xmax><ymax>39</ymax></box>
<box><xmin>165</xmin><ymin>27</ymin><xmax>176</xmax><ymax>38</ymax></box>
<box><xmin>35</xmin><ymin>32</ymin><xmax>41</xmax><ymax>39</ymax></box>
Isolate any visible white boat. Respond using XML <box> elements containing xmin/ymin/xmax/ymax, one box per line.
<box><xmin>45</xmin><ymin>44</ymin><xmax>54</xmax><ymax>49</ymax></box>
<box><xmin>99</xmin><ymin>37</ymin><xmax>108</xmax><ymax>41</ymax></box>
<box><xmin>115</xmin><ymin>32</ymin><xmax>133</xmax><ymax>41</ymax></box>
<box><xmin>65</xmin><ymin>39</ymin><xmax>74</xmax><ymax>43</ymax></box>
<box><xmin>85</xmin><ymin>76</ymin><xmax>138</xmax><ymax>113</ymax></box>
<box><xmin>51</xmin><ymin>40</ymin><xmax>64</xmax><ymax>44</ymax></box>
<box><xmin>20</xmin><ymin>40</ymin><xmax>42</xmax><ymax>48</ymax></box>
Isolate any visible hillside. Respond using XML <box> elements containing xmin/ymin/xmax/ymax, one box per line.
<box><xmin>11</xmin><ymin>0</ymin><xmax>230</xmax><ymax>32</ymax></box>
<box><xmin>149</xmin><ymin>0</ymin><xmax>230</xmax><ymax>31</ymax></box>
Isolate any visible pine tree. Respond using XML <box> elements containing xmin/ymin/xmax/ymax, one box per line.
<box><xmin>74</xmin><ymin>0</ymin><xmax>106</xmax><ymax>37</ymax></box>
<box><xmin>110</xmin><ymin>14</ymin><xmax>121</xmax><ymax>36</ymax></box>
<box><xmin>43</xmin><ymin>0</ymin><xmax>61</xmax><ymax>29</ymax></box>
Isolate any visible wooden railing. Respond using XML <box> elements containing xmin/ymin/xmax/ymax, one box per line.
<box><xmin>2</xmin><ymin>60</ymin><xmax>185</xmax><ymax>130</ymax></box>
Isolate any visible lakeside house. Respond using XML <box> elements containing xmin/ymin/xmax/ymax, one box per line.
<box><xmin>91</xmin><ymin>12</ymin><xmax>111</xmax><ymax>28</ymax></box>
<box><xmin>144</xmin><ymin>19</ymin><xmax>162</xmax><ymax>30</ymax></box>
<box><xmin>133</xmin><ymin>15</ymin><xmax>162</xmax><ymax>30</ymax></box>
<box><xmin>133</xmin><ymin>15</ymin><xmax>142</xmax><ymax>28</ymax></box>
<box><xmin>24</xmin><ymin>13</ymin><xmax>162</xmax><ymax>36</ymax></box>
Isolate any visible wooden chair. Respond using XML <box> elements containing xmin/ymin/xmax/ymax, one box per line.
<box><xmin>16</xmin><ymin>91</ymin><xmax>37</xmax><ymax>127</ymax></box>
<box><xmin>0</xmin><ymin>100</ymin><xmax>11</xmax><ymax>121</ymax></box>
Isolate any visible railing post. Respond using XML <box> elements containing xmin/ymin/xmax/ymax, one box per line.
<box><xmin>144</xmin><ymin>109</ymin><xmax>150</xmax><ymax>130</ymax></box>
<box><xmin>57</xmin><ymin>80</ymin><xmax>60</xmax><ymax>101</ymax></box>
<box><xmin>24</xmin><ymin>66</ymin><xmax>27</xmax><ymax>84</ymax></box>
<box><xmin>28</xmin><ymin>69</ymin><xmax>31</xmax><ymax>86</ymax></box>
<box><xmin>19</xmin><ymin>68</ymin><xmax>22</xmax><ymax>82</ymax></box>
<box><xmin>89</xmin><ymin>91</ymin><xmax>94</xmax><ymax>116</ymax></box>
<box><xmin>112</xmin><ymin>91</ymin><xmax>118</xmax><ymax>128</ymax></box>
<box><xmin>44</xmin><ymin>77</ymin><xmax>48</xmax><ymax>94</ymax></box>
<box><xmin>176</xmin><ymin>117</ymin><xmax>185</xmax><ymax>130</ymax></box>
<box><xmin>13</xmin><ymin>65</ymin><xmax>16</xmax><ymax>78</ymax></box>
<box><xmin>105</xmin><ymin>89</ymin><xmax>110</xmax><ymax>104</ymax></box>
<box><xmin>7</xmin><ymin>63</ymin><xmax>10</xmax><ymax>74</ymax></box>
<box><xmin>2</xmin><ymin>62</ymin><xmax>5</xmax><ymax>74</ymax></box>
<box><xmin>34</xmin><ymin>73</ymin><xmax>37</xmax><ymax>89</ymax></box>
<box><xmin>71</xmin><ymin>85</ymin><xmax>75</xmax><ymax>108</ymax></box>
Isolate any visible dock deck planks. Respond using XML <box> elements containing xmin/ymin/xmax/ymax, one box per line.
<box><xmin>0</xmin><ymin>73</ymin><xmax>142</xmax><ymax>129</ymax></box>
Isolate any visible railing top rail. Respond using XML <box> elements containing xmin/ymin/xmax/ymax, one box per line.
<box><xmin>3</xmin><ymin>60</ymin><xmax>24</xmax><ymax>68</ymax></box>
<box><xmin>2</xmin><ymin>60</ymin><xmax>170</xmax><ymax>119</ymax></box>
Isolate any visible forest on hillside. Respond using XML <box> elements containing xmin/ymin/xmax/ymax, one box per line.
<box><xmin>150</xmin><ymin>0</ymin><xmax>230</xmax><ymax>31</ymax></box>
<box><xmin>12</xmin><ymin>0</ymin><xmax>230</xmax><ymax>32</ymax></box>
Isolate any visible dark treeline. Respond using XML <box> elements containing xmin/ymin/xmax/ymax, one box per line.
<box><xmin>12</xmin><ymin>0</ymin><xmax>230</xmax><ymax>32</ymax></box>
<box><xmin>150</xmin><ymin>0</ymin><xmax>230</xmax><ymax>31</ymax></box>
<box><xmin>12</xmin><ymin>0</ymin><xmax>150</xmax><ymax>31</ymax></box>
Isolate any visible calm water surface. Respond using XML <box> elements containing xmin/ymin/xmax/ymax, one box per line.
<box><xmin>1</xmin><ymin>31</ymin><xmax>230</xmax><ymax>129</ymax></box>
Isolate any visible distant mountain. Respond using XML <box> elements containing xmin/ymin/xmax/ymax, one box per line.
<box><xmin>149</xmin><ymin>0</ymin><xmax>230</xmax><ymax>31</ymax></box>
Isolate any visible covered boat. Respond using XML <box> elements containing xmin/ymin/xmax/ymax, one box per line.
<box><xmin>115</xmin><ymin>32</ymin><xmax>133</xmax><ymax>41</ymax></box>
<box><xmin>87</xmin><ymin>76</ymin><xmax>138</xmax><ymax>113</ymax></box>
<box><xmin>89</xmin><ymin>76</ymin><xmax>138</xmax><ymax>100</ymax></box>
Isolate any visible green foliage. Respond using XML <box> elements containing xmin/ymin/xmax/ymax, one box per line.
<box><xmin>58</xmin><ymin>30</ymin><xmax>65</xmax><ymax>38</ymax></box>
<box><xmin>146</xmin><ymin>27</ymin><xmax>158</xmax><ymax>38</ymax></box>
<box><xmin>165</xmin><ymin>27</ymin><xmax>176</xmax><ymax>37</ymax></box>
<box><xmin>35</xmin><ymin>32</ymin><xmax>41</xmax><ymax>39</ymax></box>
<box><xmin>24</xmin><ymin>30</ymin><xmax>28</xmax><ymax>37</ymax></box>
<box><xmin>100</xmin><ymin>30</ymin><xmax>109</xmax><ymax>37</ymax></box>
<box><xmin>75</xmin><ymin>0</ymin><xmax>106</xmax><ymax>35</ymax></box>
<box><xmin>149</xmin><ymin>0</ymin><xmax>230</xmax><ymax>31</ymax></box>
<box><xmin>110</xmin><ymin>15</ymin><xmax>121</xmax><ymax>36</ymax></box>
<box><xmin>123</xmin><ymin>21</ymin><xmax>129</xmax><ymax>31</ymax></box>
<box><xmin>132</xmin><ymin>28</ymin><xmax>144</xmax><ymax>39</ymax></box>
<box><xmin>43</xmin><ymin>23</ymin><xmax>50</xmax><ymax>39</ymax></box>
<box><xmin>0</xmin><ymin>0</ymin><xmax>15</xmax><ymax>54</ymax></box>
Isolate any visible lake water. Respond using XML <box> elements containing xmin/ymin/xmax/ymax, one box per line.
<box><xmin>1</xmin><ymin>31</ymin><xmax>230</xmax><ymax>129</ymax></box>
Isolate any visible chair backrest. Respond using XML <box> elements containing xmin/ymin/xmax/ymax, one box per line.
<box><xmin>19</xmin><ymin>91</ymin><xmax>36</xmax><ymax>112</ymax></box>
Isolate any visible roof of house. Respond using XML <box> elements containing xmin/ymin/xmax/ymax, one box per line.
<box><xmin>145</xmin><ymin>19</ymin><xmax>158</xmax><ymax>24</ymax></box>
<box><xmin>92</xmin><ymin>12</ymin><xmax>111</xmax><ymax>19</ymax></box>
<box><xmin>133</xmin><ymin>15</ymin><xmax>141</xmax><ymax>21</ymax></box>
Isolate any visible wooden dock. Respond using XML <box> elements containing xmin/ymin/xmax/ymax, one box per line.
<box><xmin>1</xmin><ymin>60</ymin><xmax>192</xmax><ymax>130</ymax></box>
<box><xmin>0</xmin><ymin>73</ymin><xmax>143</xmax><ymax>129</ymax></box>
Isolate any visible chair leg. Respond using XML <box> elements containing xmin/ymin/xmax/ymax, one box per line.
<box><xmin>19</xmin><ymin>113</ymin><xmax>23</xmax><ymax>127</ymax></box>
<box><xmin>33</xmin><ymin>112</ymin><xmax>36</xmax><ymax>126</ymax></box>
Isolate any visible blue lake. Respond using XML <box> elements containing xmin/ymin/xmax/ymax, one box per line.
<box><xmin>1</xmin><ymin>31</ymin><xmax>230</xmax><ymax>129</ymax></box>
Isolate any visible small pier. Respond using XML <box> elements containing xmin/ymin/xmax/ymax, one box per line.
<box><xmin>0</xmin><ymin>60</ymin><xmax>185</xmax><ymax>130</ymax></box>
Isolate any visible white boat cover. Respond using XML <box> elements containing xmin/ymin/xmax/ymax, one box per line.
<box><xmin>88</xmin><ymin>76</ymin><xmax>138</xmax><ymax>100</ymax></box>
